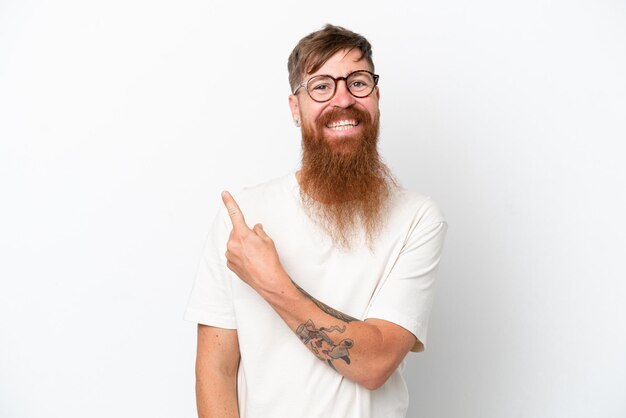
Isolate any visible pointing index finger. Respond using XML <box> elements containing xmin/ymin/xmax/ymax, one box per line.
<box><xmin>222</xmin><ymin>191</ymin><xmax>248</xmax><ymax>230</ymax></box>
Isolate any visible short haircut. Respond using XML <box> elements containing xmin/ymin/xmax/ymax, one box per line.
<box><xmin>287</xmin><ymin>24</ymin><xmax>374</xmax><ymax>93</ymax></box>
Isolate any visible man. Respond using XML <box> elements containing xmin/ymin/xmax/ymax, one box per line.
<box><xmin>185</xmin><ymin>24</ymin><xmax>447</xmax><ymax>417</ymax></box>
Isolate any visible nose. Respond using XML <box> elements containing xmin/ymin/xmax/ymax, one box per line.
<box><xmin>330</xmin><ymin>79</ymin><xmax>356</xmax><ymax>108</ymax></box>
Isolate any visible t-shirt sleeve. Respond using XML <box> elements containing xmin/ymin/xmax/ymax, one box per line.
<box><xmin>183</xmin><ymin>208</ymin><xmax>237</xmax><ymax>329</ymax></box>
<box><xmin>365</xmin><ymin>199</ymin><xmax>447</xmax><ymax>352</ymax></box>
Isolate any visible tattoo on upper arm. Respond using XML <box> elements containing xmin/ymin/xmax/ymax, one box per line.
<box><xmin>290</xmin><ymin>277</ymin><xmax>357</xmax><ymax>368</ymax></box>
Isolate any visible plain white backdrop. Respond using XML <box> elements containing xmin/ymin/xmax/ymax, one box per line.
<box><xmin>1</xmin><ymin>0</ymin><xmax>625</xmax><ymax>417</ymax></box>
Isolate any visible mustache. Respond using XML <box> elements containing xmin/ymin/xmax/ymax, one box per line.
<box><xmin>317</xmin><ymin>106</ymin><xmax>372</xmax><ymax>127</ymax></box>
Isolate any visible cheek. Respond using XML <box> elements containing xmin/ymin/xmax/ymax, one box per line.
<box><xmin>300</xmin><ymin>103</ymin><xmax>326</xmax><ymax>123</ymax></box>
<box><xmin>365</xmin><ymin>105</ymin><xmax>380</xmax><ymax>123</ymax></box>
<box><xmin>364</xmin><ymin>100</ymin><xmax>379</xmax><ymax>116</ymax></box>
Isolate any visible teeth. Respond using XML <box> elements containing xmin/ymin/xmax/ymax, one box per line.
<box><xmin>326</xmin><ymin>120</ymin><xmax>358</xmax><ymax>129</ymax></box>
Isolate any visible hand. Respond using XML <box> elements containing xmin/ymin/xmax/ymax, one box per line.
<box><xmin>221</xmin><ymin>191</ymin><xmax>285</xmax><ymax>290</ymax></box>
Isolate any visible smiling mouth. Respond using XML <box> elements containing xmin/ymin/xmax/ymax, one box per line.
<box><xmin>326</xmin><ymin>119</ymin><xmax>360</xmax><ymax>130</ymax></box>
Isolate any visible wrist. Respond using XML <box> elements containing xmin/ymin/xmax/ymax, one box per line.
<box><xmin>257</xmin><ymin>269</ymin><xmax>300</xmax><ymax>306</ymax></box>
<box><xmin>254</xmin><ymin>267</ymin><xmax>289</xmax><ymax>297</ymax></box>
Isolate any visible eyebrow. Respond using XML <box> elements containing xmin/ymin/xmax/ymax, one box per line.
<box><xmin>307</xmin><ymin>69</ymin><xmax>371</xmax><ymax>79</ymax></box>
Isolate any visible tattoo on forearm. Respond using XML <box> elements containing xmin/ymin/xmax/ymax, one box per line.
<box><xmin>296</xmin><ymin>319</ymin><xmax>353</xmax><ymax>370</ymax></box>
<box><xmin>290</xmin><ymin>278</ymin><xmax>357</xmax><ymax>323</ymax></box>
<box><xmin>290</xmin><ymin>277</ymin><xmax>357</xmax><ymax>369</ymax></box>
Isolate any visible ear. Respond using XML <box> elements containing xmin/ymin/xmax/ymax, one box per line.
<box><xmin>375</xmin><ymin>86</ymin><xmax>380</xmax><ymax>100</ymax></box>
<box><xmin>288</xmin><ymin>94</ymin><xmax>301</xmax><ymax>122</ymax></box>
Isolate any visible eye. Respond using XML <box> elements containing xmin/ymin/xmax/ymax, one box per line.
<box><xmin>312</xmin><ymin>83</ymin><xmax>332</xmax><ymax>91</ymax></box>
<box><xmin>308</xmin><ymin>75</ymin><xmax>334</xmax><ymax>94</ymax></box>
<box><xmin>347</xmin><ymin>72</ymin><xmax>373</xmax><ymax>91</ymax></box>
<box><xmin>349</xmin><ymin>79</ymin><xmax>371</xmax><ymax>92</ymax></box>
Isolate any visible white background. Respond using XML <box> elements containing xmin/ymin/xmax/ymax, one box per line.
<box><xmin>1</xmin><ymin>1</ymin><xmax>625</xmax><ymax>417</ymax></box>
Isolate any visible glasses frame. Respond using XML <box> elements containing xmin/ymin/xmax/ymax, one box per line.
<box><xmin>293</xmin><ymin>70</ymin><xmax>380</xmax><ymax>103</ymax></box>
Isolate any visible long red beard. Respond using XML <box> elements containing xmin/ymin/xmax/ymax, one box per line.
<box><xmin>298</xmin><ymin>106</ymin><xmax>396</xmax><ymax>249</ymax></box>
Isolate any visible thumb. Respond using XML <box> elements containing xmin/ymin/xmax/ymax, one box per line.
<box><xmin>253</xmin><ymin>223</ymin><xmax>269</xmax><ymax>238</ymax></box>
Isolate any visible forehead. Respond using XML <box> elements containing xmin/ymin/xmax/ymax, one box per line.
<box><xmin>308</xmin><ymin>48</ymin><xmax>372</xmax><ymax>77</ymax></box>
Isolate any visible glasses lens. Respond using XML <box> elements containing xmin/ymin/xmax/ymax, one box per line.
<box><xmin>347</xmin><ymin>71</ymin><xmax>376</xmax><ymax>97</ymax></box>
<box><xmin>307</xmin><ymin>75</ymin><xmax>335</xmax><ymax>102</ymax></box>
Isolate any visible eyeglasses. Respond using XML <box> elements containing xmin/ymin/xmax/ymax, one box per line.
<box><xmin>293</xmin><ymin>70</ymin><xmax>380</xmax><ymax>103</ymax></box>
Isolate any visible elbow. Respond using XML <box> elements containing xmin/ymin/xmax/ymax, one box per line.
<box><xmin>359</xmin><ymin>366</ymin><xmax>394</xmax><ymax>391</ymax></box>
<box><xmin>355</xmin><ymin>347</ymin><xmax>403</xmax><ymax>390</ymax></box>
<box><xmin>361</xmin><ymin>378</ymin><xmax>385</xmax><ymax>391</ymax></box>
<box><xmin>361</xmin><ymin>374</ymin><xmax>388</xmax><ymax>391</ymax></box>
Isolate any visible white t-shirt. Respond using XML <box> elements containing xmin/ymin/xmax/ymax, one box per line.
<box><xmin>185</xmin><ymin>172</ymin><xmax>447</xmax><ymax>418</ymax></box>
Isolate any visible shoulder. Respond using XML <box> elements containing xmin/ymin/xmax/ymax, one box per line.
<box><xmin>232</xmin><ymin>172</ymin><xmax>296</xmax><ymax>204</ymax></box>
<box><xmin>228</xmin><ymin>172</ymin><xmax>299</xmax><ymax>222</ymax></box>
<box><xmin>390</xmin><ymin>186</ymin><xmax>446</xmax><ymax>227</ymax></box>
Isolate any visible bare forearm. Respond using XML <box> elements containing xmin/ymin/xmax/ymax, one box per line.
<box><xmin>195</xmin><ymin>325</ymin><xmax>240</xmax><ymax>418</ymax></box>
<box><xmin>196</xmin><ymin>374</ymin><xmax>239</xmax><ymax>418</ymax></box>
<box><xmin>259</xmin><ymin>273</ymin><xmax>407</xmax><ymax>390</ymax></box>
